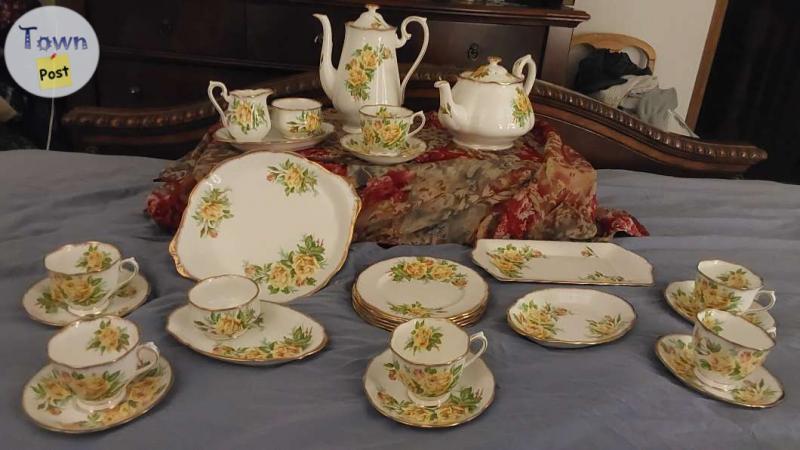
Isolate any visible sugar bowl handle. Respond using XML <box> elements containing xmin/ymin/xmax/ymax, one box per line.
<box><xmin>208</xmin><ymin>81</ymin><xmax>231</xmax><ymax>128</ymax></box>
<box><xmin>463</xmin><ymin>331</ymin><xmax>488</xmax><ymax>369</ymax></box>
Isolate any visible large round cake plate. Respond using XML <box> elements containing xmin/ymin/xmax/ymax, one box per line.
<box><xmin>170</xmin><ymin>151</ymin><xmax>360</xmax><ymax>303</ymax></box>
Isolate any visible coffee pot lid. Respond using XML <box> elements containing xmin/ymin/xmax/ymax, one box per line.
<box><xmin>460</xmin><ymin>57</ymin><xmax>523</xmax><ymax>84</ymax></box>
<box><xmin>349</xmin><ymin>4</ymin><xmax>394</xmax><ymax>30</ymax></box>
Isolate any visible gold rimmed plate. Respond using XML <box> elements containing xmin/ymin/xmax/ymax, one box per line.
<box><xmin>340</xmin><ymin>134</ymin><xmax>427</xmax><ymax>165</ymax></box>
<box><xmin>214</xmin><ymin>122</ymin><xmax>334</xmax><ymax>152</ymax></box>
<box><xmin>352</xmin><ymin>290</ymin><xmax>486</xmax><ymax>331</ymax></box>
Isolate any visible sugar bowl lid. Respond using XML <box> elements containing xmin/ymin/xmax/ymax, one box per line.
<box><xmin>460</xmin><ymin>57</ymin><xmax>523</xmax><ymax>84</ymax></box>
<box><xmin>349</xmin><ymin>4</ymin><xmax>394</xmax><ymax>31</ymax></box>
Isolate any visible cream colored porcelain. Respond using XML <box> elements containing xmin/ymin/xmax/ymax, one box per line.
<box><xmin>23</xmin><ymin>269</ymin><xmax>150</xmax><ymax>326</ymax></box>
<box><xmin>472</xmin><ymin>239</ymin><xmax>653</xmax><ymax>286</ymax></box>
<box><xmin>167</xmin><ymin>302</ymin><xmax>327</xmax><ymax>366</ymax></box>
<box><xmin>359</xmin><ymin>105</ymin><xmax>425</xmax><ymax>154</ymax></box>
<box><xmin>655</xmin><ymin>334</ymin><xmax>783</xmax><ymax>408</ymax></box>
<box><xmin>170</xmin><ymin>151</ymin><xmax>360</xmax><ymax>303</ymax></box>
<box><xmin>213</xmin><ymin>122</ymin><xmax>334</xmax><ymax>152</ymax></box>
<box><xmin>435</xmin><ymin>55</ymin><xmax>536</xmax><ymax>150</ymax></box>
<box><xmin>44</xmin><ymin>241</ymin><xmax>139</xmax><ymax>316</ymax></box>
<box><xmin>47</xmin><ymin>316</ymin><xmax>159</xmax><ymax>412</ymax></box>
<box><xmin>314</xmin><ymin>4</ymin><xmax>429</xmax><ymax>133</ymax></box>
<box><xmin>340</xmin><ymin>133</ymin><xmax>426</xmax><ymax>165</ymax></box>
<box><xmin>389</xmin><ymin>318</ymin><xmax>487</xmax><ymax>406</ymax></box>
<box><xmin>208</xmin><ymin>81</ymin><xmax>273</xmax><ymax>142</ymax></box>
<box><xmin>691</xmin><ymin>309</ymin><xmax>775</xmax><ymax>391</ymax></box>
<box><xmin>664</xmin><ymin>280</ymin><xmax>776</xmax><ymax>338</ymax></box>
<box><xmin>508</xmin><ymin>288</ymin><xmax>635</xmax><ymax>348</ymax></box>
<box><xmin>364</xmin><ymin>348</ymin><xmax>494</xmax><ymax>428</ymax></box>
<box><xmin>188</xmin><ymin>275</ymin><xmax>262</xmax><ymax>341</ymax></box>
<box><xmin>694</xmin><ymin>260</ymin><xmax>776</xmax><ymax>314</ymax></box>
<box><xmin>271</xmin><ymin>97</ymin><xmax>323</xmax><ymax>140</ymax></box>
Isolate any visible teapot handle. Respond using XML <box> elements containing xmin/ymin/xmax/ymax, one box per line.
<box><xmin>398</xmin><ymin>16</ymin><xmax>429</xmax><ymax>103</ymax></box>
<box><xmin>512</xmin><ymin>54</ymin><xmax>537</xmax><ymax>96</ymax></box>
<box><xmin>208</xmin><ymin>81</ymin><xmax>231</xmax><ymax>128</ymax></box>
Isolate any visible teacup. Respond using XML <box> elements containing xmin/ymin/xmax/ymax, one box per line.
<box><xmin>389</xmin><ymin>318</ymin><xmax>488</xmax><ymax>406</ymax></box>
<box><xmin>44</xmin><ymin>241</ymin><xmax>139</xmax><ymax>316</ymax></box>
<box><xmin>208</xmin><ymin>81</ymin><xmax>273</xmax><ymax>142</ymax></box>
<box><xmin>359</xmin><ymin>105</ymin><xmax>425</xmax><ymax>155</ymax></box>
<box><xmin>271</xmin><ymin>97</ymin><xmax>323</xmax><ymax>140</ymax></box>
<box><xmin>188</xmin><ymin>275</ymin><xmax>263</xmax><ymax>341</ymax></box>
<box><xmin>693</xmin><ymin>260</ymin><xmax>776</xmax><ymax>314</ymax></box>
<box><xmin>48</xmin><ymin>315</ymin><xmax>160</xmax><ymax>412</ymax></box>
<box><xmin>692</xmin><ymin>309</ymin><xmax>774</xmax><ymax>390</ymax></box>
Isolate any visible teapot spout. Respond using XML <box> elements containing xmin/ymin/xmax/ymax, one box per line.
<box><xmin>434</xmin><ymin>80</ymin><xmax>466</xmax><ymax>128</ymax></box>
<box><xmin>313</xmin><ymin>13</ymin><xmax>337</xmax><ymax>99</ymax></box>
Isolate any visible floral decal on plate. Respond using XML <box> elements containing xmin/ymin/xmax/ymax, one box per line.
<box><xmin>76</xmin><ymin>244</ymin><xmax>113</xmax><ymax>272</ymax></box>
<box><xmin>286</xmin><ymin>110</ymin><xmax>322</xmax><ymax>136</ymax></box>
<box><xmin>388</xmin><ymin>257</ymin><xmax>468</xmax><ymax>287</ymax></box>
<box><xmin>486</xmin><ymin>244</ymin><xmax>544</xmax><ymax>278</ymax></box>
<box><xmin>376</xmin><ymin>387</ymin><xmax>483</xmax><ymax>426</ymax></box>
<box><xmin>693</xmin><ymin>334</ymin><xmax>767</xmax><ymax>382</ymax></box>
<box><xmin>211</xmin><ymin>326</ymin><xmax>313</xmax><ymax>361</ymax></box>
<box><xmin>361</xmin><ymin>110</ymin><xmax>410</xmax><ymax>151</ymax></box>
<box><xmin>266</xmin><ymin>160</ymin><xmax>318</xmax><ymax>196</ymax></box>
<box><xmin>585</xmin><ymin>314</ymin><xmax>627</xmax><ymax>339</ymax></box>
<box><xmin>344</xmin><ymin>43</ymin><xmax>392</xmax><ymax>101</ymax></box>
<box><xmin>580</xmin><ymin>246</ymin><xmax>598</xmax><ymax>258</ymax></box>
<box><xmin>51</xmin><ymin>274</ymin><xmax>108</xmax><ymax>307</ymax></box>
<box><xmin>36</xmin><ymin>280</ymin><xmax>137</xmax><ymax>315</ymax></box>
<box><xmin>511</xmin><ymin>87</ymin><xmax>533</xmax><ymax>127</ymax></box>
<box><xmin>193</xmin><ymin>308</ymin><xmax>264</xmax><ymax>339</ymax></box>
<box><xmin>659</xmin><ymin>338</ymin><xmax>696</xmax><ymax>379</ymax></box>
<box><xmin>385</xmin><ymin>360</ymin><xmax>462</xmax><ymax>397</ymax></box>
<box><xmin>512</xmin><ymin>301</ymin><xmax>570</xmax><ymax>340</ymax></box>
<box><xmin>31</xmin><ymin>370</ymin><xmax>73</xmax><ymax>415</ymax></box>
<box><xmin>388</xmin><ymin>301</ymin><xmax>446</xmax><ymax>318</ymax></box>
<box><xmin>227</xmin><ymin>97</ymin><xmax>267</xmax><ymax>133</ymax></box>
<box><xmin>580</xmin><ymin>271</ymin><xmax>625</xmax><ymax>283</ymax></box>
<box><xmin>693</xmin><ymin>276</ymin><xmax>742</xmax><ymax>312</ymax></box>
<box><xmin>86</xmin><ymin>319</ymin><xmax>131</xmax><ymax>354</ymax></box>
<box><xmin>730</xmin><ymin>379</ymin><xmax>778</xmax><ymax>405</ymax></box>
<box><xmin>115</xmin><ymin>282</ymin><xmax>138</xmax><ymax>298</ymax></box>
<box><xmin>405</xmin><ymin>320</ymin><xmax>444</xmax><ymax>354</ymax></box>
<box><xmin>716</xmin><ymin>268</ymin><xmax>751</xmax><ymax>290</ymax></box>
<box><xmin>243</xmin><ymin>235</ymin><xmax>326</xmax><ymax>295</ymax></box>
<box><xmin>192</xmin><ymin>187</ymin><xmax>233</xmax><ymax>238</ymax></box>
<box><xmin>56</xmin><ymin>369</ymin><xmax>127</xmax><ymax>402</ymax></box>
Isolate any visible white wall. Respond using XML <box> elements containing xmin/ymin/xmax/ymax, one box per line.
<box><xmin>572</xmin><ymin>0</ymin><xmax>716</xmax><ymax>118</ymax></box>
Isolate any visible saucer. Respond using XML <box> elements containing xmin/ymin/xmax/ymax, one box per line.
<box><xmin>22</xmin><ymin>356</ymin><xmax>173</xmax><ymax>433</ymax></box>
<box><xmin>167</xmin><ymin>302</ymin><xmax>327</xmax><ymax>365</ymax></box>
<box><xmin>340</xmin><ymin>134</ymin><xmax>427</xmax><ymax>165</ymax></box>
<box><xmin>22</xmin><ymin>269</ymin><xmax>150</xmax><ymax>326</ymax></box>
<box><xmin>655</xmin><ymin>334</ymin><xmax>784</xmax><ymax>408</ymax></box>
<box><xmin>664</xmin><ymin>280</ymin><xmax>776</xmax><ymax>337</ymax></box>
<box><xmin>363</xmin><ymin>348</ymin><xmax>494</xmax><ymax>428</ymax></box>
<box><xmin>507</xmin><ymin>288</ymin><xmax>635</xmax><ymax>348</ymax></box>
<box><xmin>214</xmin><ymin>122</ymin><xmax>334</xmax><ymax>152</ymax></box>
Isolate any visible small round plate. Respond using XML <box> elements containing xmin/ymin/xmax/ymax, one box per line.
<box><xmin>340</xmin><ymin>134</ymin><xmax>427</xmax><ymax>165</ymax></box>
<box><xmin>664</xmin><ymin>280</ymin><xmax>776</xmax><ymax>338</ymax></box>
<box><xmin>22</xmin><ymin>269</ymin><xmax>150</xmax><ymax>326</ymax></box>
<box><xmin>363</xmin><ymin>348</ymin><xmax>494</xmax><ymax>428</ymax></box>
<box><xmin>507</xmin><ymin>288</ymin><xmax>635</xmax><ymax>348</ymax></box>
<box><xmin>655</xmin><ymin>334</ymin><xmax>784</xmax><ymax>408</ymax></box>
<box><xmin>166</xmin><ymin>302</ymin><xmax>327</xmax><ymax>365</ymax></box>
<box><xmin>22</xmin><ymin>356</ymin><xmax>173</xmax><ymax>433</ymax></box>
<box><xmin>352</xmin><ymin>289</ymin><xmax>486</xmax><ymax>332</ymax></box>
<box><xmin>214</xmin><ymin>122</ymin><xmax>334</xmax><ymax>152</ymax></box>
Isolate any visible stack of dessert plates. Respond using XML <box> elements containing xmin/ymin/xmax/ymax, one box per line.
<box><xmin>353</xmin><ymin>256</ymin><xmax>488</xmax><ymax>331</ymax></box>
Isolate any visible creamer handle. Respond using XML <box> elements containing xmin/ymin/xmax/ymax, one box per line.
<box><xmin>208</xmin><ymin>81</ymin><xmax>230</xmax><ymax>127</ymax></box>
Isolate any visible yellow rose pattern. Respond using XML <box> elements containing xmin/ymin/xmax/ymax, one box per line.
<box><xmin>693</xmin><ymin>276</ymin><xmax>742</xmax><ymax>312</ymax></box>
<box><xmin>470</xmin><ymin>64</ymin><xmax>491</xmax><ymax>79</ymax></box>
<box><xmin>580</xmin><ymin>246</ymin><xmax>598</xmax><ymax>257</ymax></box>
<box><xmin>376</xmin><ymin>387</ymin><xmax>483</xmax><ymax>426</ymax></box>
<box><xmin>344</xmin><ymin>43</ymin><xmax>391</xmax><ymax>101</ymax></box>
<box><xmin>585</xmin><ymin>314</ymin><xmax>627</xmax><ymax>339</ymax></box>
<box><xmin>385</xmin><ymin>360</ymin><xmax>462</xmax><ymax>398</ymax></box>
<box><xmin>37</xmin><ymin>280</ymin><xmax>136</xmax><ymax>315</ymax></box>
<box><xmin>361</xmin><ymin>108</ymin><xmax>410</xmax><ymax>151</ymax></box>
<box><xmin>31</xmin><ymin>370</ymin><xmax>74</xmax><ymax>415</ymax></box>
<box><xmin>486</xmin><ymin>244</ymin><xmax>544</xmax><ymax>278</ymax></box>
<box><xmin>193</xmin><ymin>307</ymin><xmax>263</xmax><ymax>339</ymax></box>
<box><xmin>731</xmin><ymin>379</ymin><xmax>778</xmax><ymax>405</ymax></box>
<box><xmin>404</xmin><ymin>320</ymin><xmax>444</xmax><ymax>354</ymax></box>
<box><xmin>51</xmin><ymin>273</ymin><xmax>108</xmax><ymax>307</ymax></box>
<box><xmin>192</xmin><ymin>187</ymin><xmax>233</xmax><ymax>238</ymax></box>
<box><xmin>700</xmin><ymin>314</ymin><xmax>724</xmax><ymax>334</ymax></box>
<box><xmin>75</xmin><ymin>244</ymin><xmax>113</xmax><ymax>272</ymax></box>
<box><xmin>227</xmin><ymin>97</ymin><xmax>267</xmax><ymax>133</ymax></box>
<box><xmin>266</xmin><ymin>159</ymin><xmax>318</xmax><ymax>196</ymax></box>
<box><xmin>512</xmin><ymin>301</ymin><xmax>570</xmax><ymax>340</ymax></box>
<box><xmin>57</xmin><ymin>369</ymin><xmax>127</xmax><ymax>402</ymax></box>
<box><xmin>511</xmin><ymin>87</ymin><xmax>533</xmax><ymax>127</ymax></box>
<box><xmin>580</xmin><ymin>271</ymin><xmax>626</xmax><ymax>283</ymax></box>
<box><xmin>388</xmin><ymin>301</ymin><xmax>446</xmax><ymax>319</ymax></box>
<box><xmin>212</xmin><ymin>326</ymin><xmax>313</xmax><ymax>361</ymax></box>
<box><xmin>388</xmin><ymin>257</ymin><xmax>468</xmax><ymax>288</ymax></box>
<box><xmin>86</xmin><ymin>319</ymin><xmax>131</xmax><ymax>354</ymax></box>
<box><xmin>671</xmin><ymin>287</ymin><xmax>764</xmax><ymax>329</ymax></box>
<box><xmin>693</xmin><ymin>333</ymin><xmax>767</xmax><ymax>382</ymax></box>
<box><xmin>243</xmin><ymin>234</ymin><xmax>326</xmax><ymax>295</ymax></box>
<box><xmin>716</xmin><ymin>268</ymin><xmax>751</xmax><ymax>290</ymax></box>
<box><xmin>286</xmin><ymin>110</ymin><xmax>322</xmax><ymax>136</ymax></box>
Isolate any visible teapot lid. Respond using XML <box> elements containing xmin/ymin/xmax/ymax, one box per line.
<box><xmin>349</xmin><ymin>4</ymin><xmax>394</xmax><ymax>31</ymax></box>
<box><xmin>460</xmin><ymin>57</ymin><xmax>523</xmax><ymax>84</ymax></box>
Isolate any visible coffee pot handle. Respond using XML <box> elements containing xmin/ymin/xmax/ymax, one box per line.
<box><xmin>398</xmin><ymin>16</ymin><xmax>429</xmax><ymax>103</ymax></box>
<box><xmin>749</xmin><ymin>290</ymin><xmax>776</xmax><ymax>312</ymax></box>
<box><xmin>463</xmin><ymin>331</ymin><xmax>488</xmax><ymax>369</ymax></box>
<box><xmin>512</xmin><ymin>54</ymin><xmax>537</xmax><ymax>96</ymax></box>
<box><xmin>134</xmin><ymin>342</ymin><xmax>160</xmax><ymax>376</ymax></box>
<box><xmin>208</xmin><ymin>81</ymin><xmax>230</xmax><ymax>128</ymax></box>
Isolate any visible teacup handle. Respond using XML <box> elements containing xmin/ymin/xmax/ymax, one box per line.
<box><xmin>109</xmin><ymin>257</ymin><xmax>139</xmax><ymax>299</ymax></box>
<box><xmin>208</xmin><ymin>81</ymin><xmax>230</xmax><ymax>128</ymax></box>
<box><xmin>462</xmin><ymin>331</ymin><xmax>488</xmax><ymax>369</ymax></box>
<box><xmin>134</xmin><ymin>342</ymin><xmax>160</xmax><ymax>376</ymax></box>
<box><xmin>749</xmin><ymin>290</ymin><xmax>776</xmax><ymax>313</ymax></box>
<box><xmin>407</xmin><ymin>111</ymin><xmax>426</xmax><ymax>138</ymax></box>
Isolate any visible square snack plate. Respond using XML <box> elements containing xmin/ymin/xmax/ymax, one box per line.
<box><xmin>472</xmin><ymin>239</ymin><xmax>653</xmax><ymax>286</ymax></box>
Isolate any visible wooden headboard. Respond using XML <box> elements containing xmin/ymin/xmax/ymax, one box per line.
<box><xmin>62</xmin><ymin>66</ymin><xmax>766</xmax><ymax>177</ymax></box>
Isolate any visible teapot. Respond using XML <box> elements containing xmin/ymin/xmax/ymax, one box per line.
<box><xmin>314</xmin><ymin>4</ymin><xmax>429</xmax><ymax>133</ymax></box>
<box><xmin>434</xmin><ymin>55</ymin><xmax>537</xmax><ymax>151</ymax></box>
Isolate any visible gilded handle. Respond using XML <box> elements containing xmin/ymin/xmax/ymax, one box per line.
<box><xmin>207</xmin><ymin>81</ymin><xmax>230</xmax><ymax>128</ymax></box>
<box><xmin>512</xmin><ymin>54</ymin><xmax>537</xmax><ymax>96</ymax></box>
<box><xmin>398</xmin><ymin>16</ymin><xmax>429</xmax><ymax>103</ymax></box>
<box><xmin>462</xmin><ymin>331</ymin><xmax>488</xmax><ymax>369</ymax></box>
